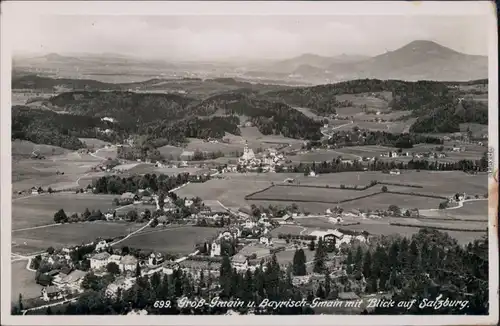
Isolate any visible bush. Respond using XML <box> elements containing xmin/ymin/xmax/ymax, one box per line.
<box><xmin>381</xmin><ymin>186</ymin><xmax>388</xmax><ymax>192</ymax></box>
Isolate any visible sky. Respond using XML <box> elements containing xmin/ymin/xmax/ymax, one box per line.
<box><xmin>11</xmin><ymin>15</ymin><xmax>490</xmax><ymax>61</ymax></box>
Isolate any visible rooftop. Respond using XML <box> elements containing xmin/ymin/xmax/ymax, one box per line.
<box><xmin>121</xmin><ymin>255</ymin><xmax>138</xmax><ymax>265</ymax></box>
<box><xmin>91</xmin><ymin>252</ymin><xmax>111</xmax><ymax>261</ymax></box>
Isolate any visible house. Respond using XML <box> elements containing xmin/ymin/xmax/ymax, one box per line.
<box><xmin>280</xmin><ymin>214</ymin><xmax>294</xmax><ymax>225</ymax></box>
<box><xmin>106</xmin><ymin>277</ymin><xmax>135</xmax><ymax>298</ymax></box>
<box><xmin>120</xmin><ymin>192</ymin><xmax>137</xmax><ymax>204</ymax></box>
<box><xmin>105</xmin><ymin>212</ymin><xmax>114</xmax><ymax>220</ymax></box>
<box><xmin>90</xmin><ymin>252</ymin><xmax>111</xmax><ymax>270</ymax></box>
<box><xmin>231</xmin><ymin>254</ymin><xmax>249</xmax><ymax>271</ymax></box>
<box><xmin>41</xmin><ymin>286</ymin><xmax>63</xmax><ymax>302</ymax></box>
<box><xmin>120</xmin><ymin>255</ymin><xmax>138</xmax><ymax>272</ymax></box>
<box><xmin>108</xmin><ymin>254</ymin><xmax>122</xmax><ymax>266</ymax></box>
<box><xmin>163</xmin><ymin>202</ymin><xmax>177</xmax><ymax>213</ymax></box>
<box><xmin>328</xmin><ymin>216</ymin><xmax>344</xmax><ymax>224</ymax></box>
<box><xmin>259</xmin><ymin>235</ymin><xmax>273</xmax><ymax>246</ymax></box>
<box><xmin>210</xmin><ymin>240</ymin><xmax>222</xmax><ymax>257</ymax></box>
<box><xmin>95</xmin><ymin>240</ymin><xmax>109</xmax><ymax>252</ymax></box>
<box><xmin>309</xmin><ymin>171</ymin><xmax>317</xmax><ymax>177</ymax></box>
<box><xmin>148</xmin><ymin>253</ymin><xmax>164</xmax><ymax>265</ymax></box>
<box><xmin>54</xmin><ymin>270</ymin><xmax>87</xmax><ymax>291</ymax></box>
<box><xmin>179</xmin><ymin>161</ymin><xmax>189</xmax><ymax>168</ymax></box>
<box><xmin>389</xmin><ymin>169</ymin><xmax>401</xmax><ymax>175</ymax></box>
<box><xmin>161</xmin><ymin>261</ymin><xmax>180</xmax><ymax>275</ymax></box>
<box><xmin>184</xmin><ymin>199</ymin><xmax>194</xmax><ymax>207</ymax></box>
<box><xmin>31</xmin><ymin>187</ymin><xmax>39</xmax><ymax>195</ymax></box>
<box><xmin>157</xmin><ymin>215</ymin><xmax>169</xmax><ymax>226</ymax></box>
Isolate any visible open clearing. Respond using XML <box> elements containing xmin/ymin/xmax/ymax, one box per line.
<box><xmin>12</xmin><ymin>140</ymin><xmax>71</xmax><ymax>159</ymax></box>
<box><xmin>270</xmin><ymin>225</ymin><xmax>307</xmax><ymax>236</ymax></box>
<box><xmin>12</xmin><ymin>221</ymin><xmax>144</xmax><ymax>255</ymax></box>
<box><xmin>116</xmin><ymin>226</ymin><xmax>222</xmax><ymax>255</ymax></box>
<box><xmin>11</xmin><ymin>260</ymin><xmax>42</xmax><ymax>303</ymax></box>
<box><xmin>12</xmin><ymin>193</ymin><xmax>119</xmax><ymax>230</ymax></box>
<box><xmin>420</xmin><ymin>200</ymin><xmax>488</xmax><ymax>221</ymax></box>
<box><xmin>338</xmin><ymin>193</ymin><xmax>443</xmax><ymax>211</ymax></box>
<box><xmin>291</xmin><ymin>149</ymin><xmax>360</xmax><ymax>162</ymax></box>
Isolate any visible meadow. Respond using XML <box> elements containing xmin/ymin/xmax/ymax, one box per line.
<box><xmin>12</xmin><ymin>193</ymin><xmax>119</xmax><ymax>230</ymax></box>
<box><xmin>11</xmin><ymin>261</ymin><xmax>42</xmax><ymax>303</ymax></box>
<box><xmin>116</xmin><ymin>226</ymin><xmax>222</xmax><ymax>255</ymax></box>
<box><xmin>12</xmin><ymin>221</ymin><xmax>144</xmax><ymax>255</ymax></box>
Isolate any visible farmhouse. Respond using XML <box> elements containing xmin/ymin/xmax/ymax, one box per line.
<box><xmin>90</xmin><ymin>252</ymin><xmax>111</xmax><ymax>270</ymax></box>
<box><xmin>279</xmin><ymin>214</ymin><xmax>294</xmax><ymax>225</ymax></box>
<box><xmin>41</xmin><ymin>286</ymin><xmax>63</xmax><ymax>302</ymax></box>
<box><xmin>120</xmin><ymin>192</ymin><xmax>138</xmax><ymax>204</ymax></box>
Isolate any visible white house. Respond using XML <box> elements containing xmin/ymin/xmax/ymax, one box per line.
<box><xmin>259</xmin><ymin>235</ymin><xmax>273</xmax><ymax>246</ymax></box>
<box><xmin>148</xmin><ymin>252</ymin><xmax>164</xmax><ymax>265</ymax></box>
<box><xmin>41</xmin><ymin>286</ymin><xmax>63</xmax><ymax>302</ymax></box>
<box><xmin>309</xmin><ymin>171</ymin><xmax>317</xmax><ymax>177</ymax></box>
<box><xmin>95</xmin><ymin>240</ymin><xmax>109</xmax><ymax>252</ymax></box>
<box><xmin>31</xmin><ymin>187</ymin><xmax>39</xmax><ymax>195</ymax></box>
<box><xmin>106</xmin><ymin>277</ymin><xmax>135</xmax><ymax>298</ymax></box>
<box><xmin>120</xmin><ymin>255</ymin><xmax>138</xmax><ymax>272</ymax></box>
<box><xmin>184</xmin><ymin>199</ymin><xmax>194</xmax><ymax>207</ymax></box>
<box><xmin>210</xmin><ymin>240</ymin><xmax>222</xmax><ymax>257</ymax></box>
<box><xmin>280</xmin><ymin>214</ymin><xmax>294</xmax><ymax>225</ymax></box>
<box><xmin>90</xmin><ymin>252</ymin><xmax>111</xmax><ymax>270</ymax></box>
<box><xmin>389</xmin><ymin>169</ymin><xmax>401</xmax><ymax>175</ymax></box>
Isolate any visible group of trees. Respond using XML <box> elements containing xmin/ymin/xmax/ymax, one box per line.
<box><xmin>53</xmin><ymin>208</ymin><xmax>108</xmax><ymax>224</ymax></box>
<box><xmin>325</xmin><ymin>130</ymin><xmax>443</xmax><ymax>149</ymax></box>
<box><xmin>344</xmin><ymin>229</ymin><xmax>489</xmax><ymax>314</ymax></box>
<box><xmin>283</xmin><ymin>155</ymin><xmax>488</xmax><ymax>175</ymax></box>
<box><xmin>92</xmin><ymin>173</ymin><xmax>194</xmax><ymax>195</ymax></box>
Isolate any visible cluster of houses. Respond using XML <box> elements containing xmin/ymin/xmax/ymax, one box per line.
<box><xmin>237</xmin><ymin>143</ymin><xmax>286</xmax><ymax>173</ymax></box>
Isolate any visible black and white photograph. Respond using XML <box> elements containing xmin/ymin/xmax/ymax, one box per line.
<box><xmin>1</xmin><ymin>1</ymin><xmax>498</xmax><ymax>325</ymax></box>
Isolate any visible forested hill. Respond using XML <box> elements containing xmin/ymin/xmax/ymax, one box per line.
<box><xmin>48</xmin><ymin>91</ymin><xmax>197</xmax><ymax>127</ymax></box>
<box><xmin>191</xmin><ymin>92</ymin><xmax>323</xmax><ymax>140</ymax></box>
<box><xmin>266</xmin><ymin>78</ymin><xmax>488</xmax><ymax>133</ymax></box>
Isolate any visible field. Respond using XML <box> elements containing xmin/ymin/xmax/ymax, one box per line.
<box><xmin>291</xmin><ymin>149</ymin><xmax>360</xmax><ymax>162</ymax></box>
<box><xmin>11</xmin><ymin>261</ymin><xmax>42</xmax><ymax>303</ymax></box>
<box><xmin>247</xmin><ymin>185</ymin><xmax>381</xmax><ymax>203</ymax></box>
<box><xmin>270</xmin><ymin>225</ymin><xmax>307</xmax><ymax>236</ymax></box>
<box><xmin>12</xmin><ymin>140</ymin><xmax>71</xmax><ymax>159</ymax></box>
<box><xmin>12</xmin><ymin>193</ymin><xmax>119</xmax><ymax>230</ymax></box>
<box><xmin>420</xmin><ymin>200</ymin><xmax>488</xmax><ymax>221</ymax></box>
<box><xmin>12</xmin><ymin>221</ymin><xmax>144</xmax><ymax>255</ymax></box>
<box><xmin>175</xmin><ymin>177</ymin><xmax>273</xmax><ymax>209</ymax></box>
<box><xmin>338</xmin><ymin>193</ymin><xmax>443</xmax><ymax>211</ymax></box>
<box><xmin>78</xmin><ymin>138</ymin><xmax>111</xmax><ymax>149</ymax></box>
<box><xmin>116</xmin><ymin>226</ymin><xmax>222</xmax><ymax>255</ymax></box>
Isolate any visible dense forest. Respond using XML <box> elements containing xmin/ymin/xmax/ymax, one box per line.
<box><xmin>11</xmin><ymin>106</ymin><xmax>123</xmax><ymax>150</ymax></box>
<box><xmin>48</xmin><ymin>91</ymin><xmax>196</xmax><ymax>129</ymax></box>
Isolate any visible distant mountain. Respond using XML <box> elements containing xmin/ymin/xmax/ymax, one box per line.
<box><xmin>268</xmin><ymin>53</ymin><xmax>370</xmax><ymax>73</ymax></box>
<box><xmin>256</xmin><ymin>40</ymin><xmax>487</xmax><ymax>82</ymax></box>
<box><xmin>324</xmin><ymin>40</ymin><xmax>488</xmax><ymax>81</ymax></box>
